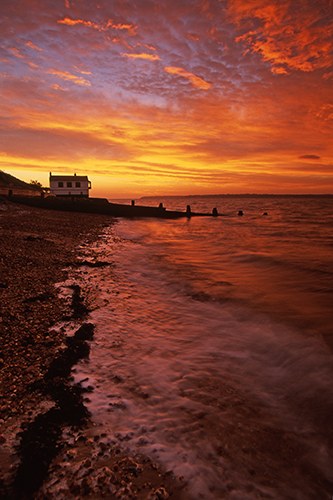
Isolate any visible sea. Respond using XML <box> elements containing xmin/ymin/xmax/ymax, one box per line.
<box><xmin>72</xmin><ymin>195</ymin><xmax>333</xmax><ymax>499</ymax></box>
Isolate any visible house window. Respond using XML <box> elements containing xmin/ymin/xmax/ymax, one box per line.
<box><xmin>67</xmin><ymin>182</ymin><xmax>72</xmax><ymax>187</ymax></box>
<box><xmin>75</xmin><ymin>181</ymin><xmax>81</xmax><ymax>188</ymax></box>
<box><xmin>58</xmin><ymin>181</ymin><xmax>63</xmax><ymax>187</ymax></box>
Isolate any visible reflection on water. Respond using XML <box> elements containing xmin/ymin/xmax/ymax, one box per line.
<box><xmin>117</xmin><ymin>196</ymin><xmax>333</xmax><ymax>341</ymax></box>
<box><xmin>74</xmin><ymin>196</ymin><xmax>333</xmax><ymax>498</ymax></box>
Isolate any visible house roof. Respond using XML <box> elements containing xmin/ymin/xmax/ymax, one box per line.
<box><xmin>0</xmin><ymin>170</ymin><xmax>43</xmax><ymax>191</ymax></box>
<box><xmin>50</xmin><ymin>175</ymin><xmax>89</xmax><ymax>181</ymax></box>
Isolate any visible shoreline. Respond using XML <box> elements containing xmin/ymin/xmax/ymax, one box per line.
<box><xmin>2</xmin><ymin>198</ymin><xmax>332</xmax><ymax>498</ymax></box>
<box><xmin>0</xmin><ymin>200</ymin><xmax>112</xmax><ymax>416</ymax></box>
<box><xmin>0</xmin><ymin>200</ymin><xmax>113</xmax><ymax>494</ymax></box>
<box><xmin>0</xmin><ymin>200</ymin><xmax>182</xmax><ymax>498</ymax></box>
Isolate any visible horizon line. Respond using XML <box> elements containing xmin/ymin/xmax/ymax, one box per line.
<box><xmin>138</xmin><ymin>193</ymin><xmax>333</xmax><ymax>199</ymax></box>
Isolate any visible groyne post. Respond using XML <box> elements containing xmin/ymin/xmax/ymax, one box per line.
<box><xmin>186</xmin><ymin>205</ymin><xmax>192</xmax><ymax>218</ymax></box>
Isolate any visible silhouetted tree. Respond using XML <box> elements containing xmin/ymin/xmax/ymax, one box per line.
<box><xmin>30</xmin><ymin>180</ymin><xmax>43</xmax><ymax>188</ymax></box>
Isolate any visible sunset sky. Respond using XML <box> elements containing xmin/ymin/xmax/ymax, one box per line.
<box><xmin>1</xmin><ymin>0</ymin><xmax>332</xmax><ymax>197</ymax></box>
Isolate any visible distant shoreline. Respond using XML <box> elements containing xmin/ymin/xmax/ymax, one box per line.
<box><xmin>140</xmin><ymin>193</ymin><xmax>333</xmax><ymax>199</ymax></box>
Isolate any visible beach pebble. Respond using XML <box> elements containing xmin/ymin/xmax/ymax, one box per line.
<box><xmin>83</xmin><ymin>458</ymin><xmax>92</xmax><ymax>468</ymax></box>
<box><xmin>148</xmin><ymin>486</ymin><xmax>170</xmax><ymax>499</ymax></box>
<box><xmin>66</xmin><ymin>449</ymin><xmax>77</xmax><ymax>460</ymax></box>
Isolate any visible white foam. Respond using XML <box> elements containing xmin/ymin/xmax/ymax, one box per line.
<box><xmin>72</xmin><ymin>222</ymin><xmax>333</xmax><ymax>499</ymax></box>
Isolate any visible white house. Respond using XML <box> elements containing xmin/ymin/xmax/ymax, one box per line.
<box><xmin>49</xmin><ymin>173</ymin><xmax>91</xmax><ymax>198</ymax></box>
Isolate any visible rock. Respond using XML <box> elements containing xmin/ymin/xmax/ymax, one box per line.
<box><xmin>23</xmin><ymin>292</ymin><xmax>53</xmax><ymax>303</ymax></box>
<box><xmin>24</xmin><ymin>235</ymin><xmax>44</xmax><ymax>242</ymax></box>
<box><xmin>70</xmin><ymin>285</ymin><xmax>88</xmax><ymax>318</ymax></box>
<box><xmin>77</xmin><ymin>260</ymin><xmax>112</xmax><ymax>268</ymax></box>
<box><xmin>74</xmin><ymin>323</ymin><xmax>95</xmax><ymax>341</ymax></box>
<box><xmin>148</xmin><ymin>486</ymin><xmax>170</xmax><ymax>499</ymax></box>
<box><xmin>66</xmin><ymin>449</ymin><xmax>77</xmax><ymax>460</ymax></box>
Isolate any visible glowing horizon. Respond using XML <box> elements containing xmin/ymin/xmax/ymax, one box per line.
<box><xmin>1</xmin><ymin>0</ymin><xmax>332</xmax><ymax>198</ymax></box>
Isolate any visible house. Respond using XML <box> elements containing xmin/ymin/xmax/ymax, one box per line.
<box><xmin>49</xmin><ymin>173</ymin><xmax>91</xmax><ymax>198</ymax></box>
<box><xmin>0</xmin><ymin>170</ymin><xmax>43</xmax><ymax>197</ymax></box>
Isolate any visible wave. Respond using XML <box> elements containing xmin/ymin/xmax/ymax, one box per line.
<box><xmin>71</xmin><ymin>221</ymin><xmax>333</xmax><ymax>498</ymax></box>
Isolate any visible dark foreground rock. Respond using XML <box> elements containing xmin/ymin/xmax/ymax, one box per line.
<box><xmin>12</xmin><ymin>322</ymin><xmax>94</xmax><ymax>498</ymax></box>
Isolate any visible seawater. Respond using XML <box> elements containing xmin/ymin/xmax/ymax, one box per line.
<box><xmin>74</xmin><ymin>196</ymin><xmax>333</xmax><ymax>498</ymax></box>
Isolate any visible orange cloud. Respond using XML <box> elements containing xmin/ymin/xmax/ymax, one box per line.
<box><xmin>109</xmin><ymin>22</ymin><xmax>136</xmax><ymax>33</ymax></box>
<box><xmin>270</xmin><ymin>65</ymin><xmax>288</xmax><ymax>75</ymax></box>
<box><xmin>57</xmin><ymin>17</ymin><xmax>136</xmax><ymax>34</ymax></box>
<box><xmin>164</xmin><ymin>66</ymin><xmax>211</xmax><ymax>90</ymax></box>
<box><xmin>28</xmin><ymin>62</ymin><xmax>38</xmax><ymax>69</ymax></box>
<box><xmin>299</xmin><ymin>155</ymin><xmax>321</xmax><ymax>160</ymax></box>
<box><xmin>10</xmin><ymin>47</ymin><xmax>25</xmax><ymax>59</ymax></box>
<box><xmin>58</xmin><ymin>17</ymin><xmax>100</xmax><ymax>29</ymax></box>
<box><xmin>141</xmin><ymin>44</ymin><xmax>157</xmax><ymax>52</ymax></box>
<box><xmin>74</xmin><ymin>66</ymin><xmax>92</xmax><ymax>75</ymax></box>
<box><xmin>122</xmin><ymin>53</ymin><xmax>160</xmax><ymax>61</ymax></box>
<box><xmin>51</xmin><ymin>83</ymin><xmax>66</xmax><ymax>91</ymax></box>
<box><xmin>25</xmin><ymin>41</ymin><xmax>43</xmax><ymax>52</ymax></box>
<box><xmin>2</xmin><ymin>0</ymin><xmax>333</xmax><ymax>196</ymax></box>
<box><xmin>9</xmin><ymin>46</ymin><xmax>41</xmax><ymax>70</ymax></box>
<box><xmin>47</xmin><ymin>69</ymin><xmax>91</xmax><ymax>87</ymax></box>
<box><xmin>2</xmin><ymin>78</ymin><xmax>332</xmax><ymax>196</ymax></box>
<box><xmin>229</xmin><ymin>0</ymin><xmax>333</xmax><ymax>74</ymax></box>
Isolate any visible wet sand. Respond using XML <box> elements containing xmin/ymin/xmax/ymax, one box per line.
<box><xmin>0</xmin><ymin>199</ymin><xmax>183</xmax><ymax>498</ymax></box>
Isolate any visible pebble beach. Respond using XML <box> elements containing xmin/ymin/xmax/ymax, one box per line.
<box><xmin>0</xmin><ymin>199</ymin><xmax>182</xmax><ymax>498</ymax></box>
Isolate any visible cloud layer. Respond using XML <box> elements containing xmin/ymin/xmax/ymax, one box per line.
<box><xmin>0</xmin><ymin>0</ymin><xmax>332</xmax><ymax>196</ymax></box>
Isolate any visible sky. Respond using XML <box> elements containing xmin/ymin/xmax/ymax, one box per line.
<box><xmin>1</xmin><ymin>0</ymin><xmax>333</xmax><ymax>197</ymax></box>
